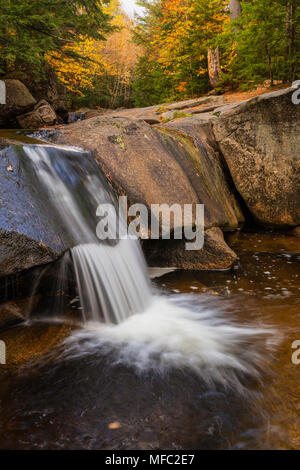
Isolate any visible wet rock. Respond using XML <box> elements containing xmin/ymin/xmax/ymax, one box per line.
<box><xmin>0</xmin><ymin>296</ymin><xmax>40</xmax><ymax>330</ymax></box>
<box><xmin>0</xmin><ymin>80</ymin><xmax>36</xmax><ymax>126</ymax></box>
<box><xmin>0</xmin><ymin>140</ymin><xmax>108</xmax><ymax>276</ymax></box>
<box><xmin>213</xmin><ymin>87</ymin><xmax>300</xmax><ymax>227</ymax></box>
<box><xmin>17</xmin><ymin>100</ymin><xmax>57</xmax><ymax>128</ymax></box>
<box><xmin>144</xmin><ymin>227</ymin><xmax>237</xmax><ymax>270</ymax></box>
<box><xmin>0</xmin><ymin>229</ymin><xmax>58</xmax><ymax>278</ymax></box>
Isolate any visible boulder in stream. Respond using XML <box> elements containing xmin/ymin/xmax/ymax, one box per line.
<box><xmin>143</xmin><ymin>227</ymin><xmax>237</xmax><ymax>270</ymax></box>
<box><xmin>212</xmin><ymin>87</ymin><xmax>300</xmax><ymax>227</ymax></box>
<box><xmin>54</xmin><ymin>115</ymin><xmax>242</xmax><ymax>270</ymax></box>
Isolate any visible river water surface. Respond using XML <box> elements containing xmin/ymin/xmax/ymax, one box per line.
<box><xmin>0</xmin><ymin>233</ymin><xmax>299</xmax><ymax>450</ymax></box>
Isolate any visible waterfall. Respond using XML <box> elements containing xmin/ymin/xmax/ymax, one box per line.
<box><xmin>19</xmin><ymin>142</ymin><xmax>272</xmax><ymax>386</ymax></box>
<box><xmin>23</xmin><ymin>144</ymin><xmax>151</xmax><ymax>324</ymax></box>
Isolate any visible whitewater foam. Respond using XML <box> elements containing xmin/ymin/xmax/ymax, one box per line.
<box><xmin>62</xmin><ymin>294</ymin><xmax>275</xmax><ymax>388</ymax></box>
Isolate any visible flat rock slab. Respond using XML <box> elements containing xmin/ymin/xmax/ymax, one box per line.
<box><xmin>106</xmin><ymin>96</ymin><xmax>225</xmax><ymax>125</ymax></box>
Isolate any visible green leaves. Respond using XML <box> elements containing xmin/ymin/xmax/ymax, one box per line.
<box><xmin>0</xmin><ymin>0</ymin><xmax>113</xmax><ymax>78</ymax></box>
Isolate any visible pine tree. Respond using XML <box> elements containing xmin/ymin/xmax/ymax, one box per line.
<box><xmin>218</xmin><ymin>0</ymin><xmax>300</xmax><ymax>87</ymax></box>
<box><xmin>0</xmin><ymin>0</ymin><xmax>113</xmax><ymax>77</ymax></box>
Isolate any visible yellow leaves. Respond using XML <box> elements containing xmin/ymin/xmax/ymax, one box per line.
<box><xmin>197</xmin><ymin>68</ymin><xmax>207</xmax><ymax>76</ymax></box>
<box><xmin>46</xmin><ymin>10</ymin><xmax>138</xmax><ymax>96</ymax></box>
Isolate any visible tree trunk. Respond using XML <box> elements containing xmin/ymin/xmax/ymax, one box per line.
<box><xmin>208</xmin><ymin>47</ymin><xmax>222</xmax><ymax>88</ymax></box>
<box><xmin>286</xmin><ymin>1</ymin><xmax>296</xmax><ymax>82</ymax></box>
<box><xmin>229</xmin><ymin>0</ymin><xmax>241</xmax><ymax>20</ymax></box>
<box><xmin>266</xmin><ymin>45</ymin><xmax>274</xmax><ymax>87</ymax></box>
<box><xmin>229</xmin><ymin>0</ymin><xmax>242</xmax><ymax>56</ymax></box>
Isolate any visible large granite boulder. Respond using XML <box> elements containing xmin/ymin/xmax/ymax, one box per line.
<box><xmin>212</xmin><ymin>87</ymin><xmax>300</xmax><ymax>227</ymax></box>
<box><xmin>159</xmin><ymin>115</ymin><xmax>244</xmax><ymax>230</ymax></box>
<box><xmin>53</xmin><ymin>115</ymin><xmax>242</xmax><ymax>269</ymax></box>
<box><xmin>0</xmin><ymin>80</ymin><xmax>36</xmax><ymax>126</ymax></box>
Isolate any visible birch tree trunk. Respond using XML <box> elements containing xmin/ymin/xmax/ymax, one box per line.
<box><xmin>208</xmin><ymin>46</ymin><xmax>222</xmax><ymax>88</ymax></box>
<box><xmin>229</xmin><ymin>0</ymin><xmax>241</xmax><ymax>20</ymax></box>
<box><xmin>286</xmin><ymin>1</ymin><xmax>296</xmax><ymax>82</ymax></box>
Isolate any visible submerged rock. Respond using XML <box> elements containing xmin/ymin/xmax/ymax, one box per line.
<box><xmin>213</xmin><ymin>87</ymin><xmax>300</xmax><ymax>227</ymax></box>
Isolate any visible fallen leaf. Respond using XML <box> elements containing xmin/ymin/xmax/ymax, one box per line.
<box><xmin>108</xmin><ymin>422</ymin><xmax>121</xmax><ymax>430</ymax></box>
<box><xmin>7</xmin><ymin>165</ymin><xmax>13</xmax><ymax>172</ymax></box>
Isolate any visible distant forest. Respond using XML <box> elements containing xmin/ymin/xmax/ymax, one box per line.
<box><xmin>1</xmin><ymin>0</ymin><xmax>299</xmax><ymax>108</ymax></box>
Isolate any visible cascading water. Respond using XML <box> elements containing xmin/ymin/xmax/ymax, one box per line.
<box><xmin>23</xmin><ymin>144</ymin><xmax>151</xmax><ymax>324</ymax></box>
<box><xmin>19</xmin><ymin>141</ymin><xmax>274</xmax><ymax>387</ymax></box>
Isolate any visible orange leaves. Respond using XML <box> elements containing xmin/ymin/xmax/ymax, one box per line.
<box><xmin>46</xmin><ymin>7</ymin><xmax>138</xmax><ymax>96</ymax></box>
<box><xmin>176</xmin><ymin>81</ymin><xmax>187</xmax><ymax>92</ymax></box>
<box><xmin>46</xmin><ymin>36</ymin><xmax>107</xmax><ymax>94</ymax></box>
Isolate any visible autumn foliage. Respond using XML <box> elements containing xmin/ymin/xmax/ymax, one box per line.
<box><xmin>46</xmin><ymin>1</ymin><xmax>139</xmax><ymax>107</ymax></box>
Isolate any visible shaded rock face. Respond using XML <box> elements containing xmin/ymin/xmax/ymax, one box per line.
<box><xmin>0</xmin><ymin>297</ymin><xmax>40</xmax><ymax>330</ymax></box>
<box><xmin>0</xmin><ymin>80</ymin><xmax>36</xmax><ymax>126</ymax></box>
<box><xmin>17</xmin><ymin>100</ymin><xmax>57</xmax><ymax>129</ymax></box>
<box><xmin>159</xmin><ymin>117</ymin><xmax>244</xmax><ymax>230</ymax></box>
<box><xmin>0</xmin><ymin>252</ymin><xmax>77</xmax><ymax>330</ymax></box>
<box><xmin>213</xmin><ymin>87</ymin><xmax>300</xmax><ymax>227</ymax></box>
<box><xmin>24</xmin><ymin>68</ymin><xmax>68</xmax><ymax>120</ymax></box>
<box><xmin>143</xmin><ymin>227</ymin><xmax>237</xmax><ymax>270</ymax></box>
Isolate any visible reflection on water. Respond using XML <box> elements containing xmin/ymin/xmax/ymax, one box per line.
<box><xmin>0</xmin><ymin>233</ymin><xmax>299</xmax><ymax>449</ymax></box>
